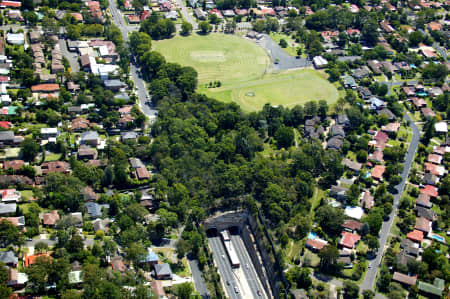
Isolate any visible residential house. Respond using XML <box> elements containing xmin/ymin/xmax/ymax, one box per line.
<box><xmin>7</xmin><ymin>268</ymin><xmax>28</xmax><ymax>289</ymax></box>
<box><xmin>392</xmin><ymin>272</ymin><xmax>417</xmax><ymax>287</ymax></box>
<box><xmin>339</xmin><ymin>232</ymin><xmax>361</xmax><ymax>249</ymax></box>
<box><xmin>93</xmin><ymin>218</ymin><xmax>110</xmax><ymax>232</ymax></box>
<box><xmin>71</xmin><ymin>118</ymin><xmax>91</xmax><ymax>131</ymax></box>
<box><xmin>0</xmin><ymin>203</ymin><xmax>17</xmax><ymax>216</ymax></box>
<box><xmin>305</xmin><ymin>238</ymin><xmax>328</xmax><ymax>252</ymax></box>
<box><xmin>40</xmin><ymin>128</ymin><xmax>59</xmax><ymax>139</ymax></box>
<box><xmin>121</xmin><ymin>131</ymin><xmax>138</xmax><ymax>142</ymax></box>
<box><xmin>0</xmin><ymin>189</ymin><xmax>20</xmax><ymax>203</ymax></box>
<box><xmin>407</xmin><ymin>229</ymin><xmax>424</xmax><ymax>243</ymax></box>
<box><xmin>420</xmin><ymin>185</ymin><xmax>438</xmax><ymax>198</ymax></box>
<box><xmin>111</xmin><ymin>256</ymin><xmax>127</xmax><ymax>273</ymax></box>
<box><xmin>414</xmin><ymin>217</ymin><xmax>431</xmax><ymax>234</ymax></box>
<box><xmin>353</xmin><ymin>67</ymin><xmax>370</xmax><ymax>80</ymax></box>
<box><xmin>336</xmin><ymin>114</ymin><xmax>350</xmax><ymax>128</ymax></box>
<box><xmin>368</xmin><ymin>150</ymin><xmax>384</xmax><ymax>162</ymax></box>
<box><xmin>424</xmin><ymin>162</ymin><xmax>445</xmax><ymax>177</ymax></box>
<box><xmin>371</xmin><ymin>165</ymin><xmax>385</xmax><ymax>181</ymax></box>
<box><xmin>136</xmin><ymin>167</ymin><xmax>150</xmax><ymax>180</ymax></box>
<box><xmin>0</xmin><ymin>251</ymin><xmax>17</xmax><ymax>267</ymax></box>
<box><xmin>381</xmin><ymin>122</ymin><xmax>400</xmax><ymax>133</ymax></box>
<box><xmin>341</xmin><ymin>158</ymin><xmax>362</xmax><ymax>173</ymax></box>
<box><xmin>418</xmin><ymin>278</ymin><xmax>445</xmax><ymax>298</ymax></box>
<box><xmin>416</xmin><ymin>206</ymin><xmax>436</xmax><ymax>221</ymax></box>
<box><xmin>330</xmin><ymin>185</ymin><xmax>347</xmax><ymax>201</ymax></box>
<box><xmin>104</xmin><ymin>79</ymin><xmax>125</xmax><ymax>91</ymax></box>
<box><xmin>42</xmin><ymin>210</ymin><xmax>59</xmax><ymax>227</ymax></box>
<box><xmin>140</xmin><ymin>248</ymin><xmax>159</xmax><ymax>266</ymax></box>
<box><xmin>313</xmin><ymin>56</ymin><xmax>328</xmax><ymax>69</ymax></box>
<box><xmin>84</xmin><ymin>202</ymin><xmax>109</xmax><ymax>218</ymax></box>
<box><xmin>369</xmin><ymin>97</ymin><xmax>386</xmax><ymax>110</ymax></box>
<box><xmin>24</xmin><ymin>253</ymin><xmax>51</xmax><ymax>267</ymax></box>
<box><xmin>41</xmin><ymin>161</ymin><xmax>70</xmax><ymax>174</ymax></box>
<box><xmin>31</xmin><ymin>83</ymin><xmax>60</xmax><ymax>93</ymax></box>
<box><xmin>342</xmin><ymin>75</ymin><xmax>357</xmax><ymax>89</ymax></box>
<box><xmin>3</xmin><ymin>160</ymin><xmax>24</xmax><ymax>171</ymax></box>
<box><xmin>424</xmin><ymin>173</ymin><xmax>438</xmax><ymax>185</ymax></box>
<box><xmin>361</xmin><ymin>190</ymin><xmax>374</xmax><ymax>209</ymax></box>
<box><xmin>78</xmin><ymin>145</ymin><xmax>97</xmax><ymax>160</ymax></box>
<box><xmin>377</xmin><ymin>108</ymin><xmax>396</xmax><ymax>121</ymax></box>
<box><xmin>416</xmin><ymin>193</ymin><xmax>432</xmax><ymax>209</ymax></box>
<box><xmin>153</xmin><ymin>263</ymin><xmax>172</xmax><ymax>280</ymax></box>
<box><xmin>83</xmin><ymin>186</ymin><xmax>99</xmax><ymax>201</ymax></box>
<box><xmin>0</xmin><ymin>131</ymin><xmax>16</xmax><ymax>146</ymax></box>
<box><xmin>327</xmin><ymin>136</ymin><xmax>344</xmax><ymax>150</ymax></box>
<box><xmin>151</xmin><ymin>281</ymin><xmax>167</xmax><ymax>298</ymax></box>
<box><xmin>380</xmin><ymin>20</ymin><xmax>394</xmax><ymax>33</ymax></box>
<box><xmin>367</xmin><ymin>60</ymin><xmax>382</xmax><ymax>75</ymax></box>
<box><xmin>345</xmin><ymin>206</ymin><xmax>364</xmax><ymax>220</ymax></box>
<box><xmin>0</xmin><ymin>216</ymin><xmax>25</xmax><ymax>229</ymax></box>
<box><xmin>80</xmin><ymin>131</ymin><xmax>99</xmax><ymax>146</ymax></box>
<box><xmin>341</xmin><ymin>219</ymin><xmax>362</xmax><ymax>233</ymax></box>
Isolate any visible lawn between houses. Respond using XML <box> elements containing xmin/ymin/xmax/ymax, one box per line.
<box><xmin>153</xmin><ymin>33</ymin><xmax>339</xmax><ymax>112</ymax></box>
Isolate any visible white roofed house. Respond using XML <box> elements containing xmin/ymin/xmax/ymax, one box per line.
<box><xmin>313</xmin><ymin>56</ymin><xmax>328</xmax><ymax>69</ymax></box>
<box><xmin>6</xmin><ymin>33</ymin><xmax>24</xmax><ymax>45</ymax></box>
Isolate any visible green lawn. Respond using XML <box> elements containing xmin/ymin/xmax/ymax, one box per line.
<box><xmin>154</xmin><ymin>33</ymin><xmax>338</xmax><ymax>112</ymax></box>
<box><xmin>153</xmin><ymin>33</ymin><xmax>269</xmax><ymax>85</ymax></box>
<box><xmin>44</xmin><ymin>153</ymin><xmax>62</xmax><ymax>162</ymax></box>
<box><xmin>203</xmin><ymin>69</ymin><xmax>339</xmax><ymax>112</ymax></box>
<box><xmin>269</xmin><ymin>32</ymin><xmax>300</xmax><ymax>57</ymax></box>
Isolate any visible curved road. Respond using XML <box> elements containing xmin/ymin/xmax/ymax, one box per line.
<box><xmin>175</xmin><ymin>0</ymin><xmax>198</xmax><ymax>30</ymax></box>
<box><xmin>360</xmin><ymin>112</ymin><xmax>420</xmax><ymax>293</ymax></box>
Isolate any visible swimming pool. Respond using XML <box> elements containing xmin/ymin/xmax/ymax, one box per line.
<box><xmin>308</xmin><ymin>232</ymin><xmax>317</xmax><ymax>240</ymax></box>
<box><xmin>431</xmin><ymin>234</ymin><xmax>446</xmax><ymax>243</ymax></box>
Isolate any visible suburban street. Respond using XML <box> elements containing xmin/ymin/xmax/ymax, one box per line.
<box><xmin>188</xmin><ymin>258</ymin><xmax>210</xmax><ymax>298</ymax></box>
<box><xmin>208</xmin><ymin>235</ymin><xmax>242</xmax><ymax>299</ymax></box>
<box><xmin>108</xmin><ymin>0</ymin><xmax>158</xmax><ymax>122</ymax></box>
<box><xmin>230</xmin><ymin>233</ymin><xmax>267</xmax><ymax>299</ymax></box>
<box><xmin>360</xmin><ymin>112</ymin><xmax>420</xmax><ymax>292</ymax></box>
<box><xmin>175</xmin><ymin>0</ymin><xmax>198</xmax><ymax>30</ymax></box>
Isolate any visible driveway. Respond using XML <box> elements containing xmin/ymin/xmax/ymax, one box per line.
<box><xmin>58</xmin><ymin>39</ymin><xmax>79</xmax><ymax>72</ymax></box>
<box><xmin>258</xmin><ymin>34</ymin><xmax>312</xmax><ymax>70</ymax></box>
<box><xmin>360</xmin><ymin>112</ymin><xmax>420</xmax><ymax>292</ymax></box>
<box><xmin>188</xmin><ymin>258</ymin><xmax>210</xmax><ymax>298</ymax></box>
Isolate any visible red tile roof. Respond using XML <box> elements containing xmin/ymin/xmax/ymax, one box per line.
<box><xmin>342</xmin><ymin>219</ymin><xmax>362</xmax><ymax>231</ymax></box>
<box><xmin>24</xmin><ymin>253</ymin><xmax>50</xmax><ymax>267</ymax></box>
<box><xmin>407</xmin><ymin>229</ymin><xmax>424</xmax><ymax>242</ymax></box>
<box><xmin>3</xmin><ymin>160</ymin><xmax>24</xmax><ymax>171</ymax></box>
<box><xmin>374</xmin><ymin>131</ymin><xmax>388</xmax><ymax>143</ymax></box>
<box><xmin>427</xmin><ymin>154</ymin><xmax>442</xmax><ymax>165</ymax></box>
<box><xmin>340</xmin><ymin>232</ymin><xmax>361</xmax><ymax>249</ymax></box>
<box><xmin>306</xmin><ymin>238</ymin><xmax>327</xmax><ymax>250</ymax></box>
<box><xmin>0</xmin><ymin>121</ymin><xmax>11</xmax><ymax>129</ymax></box>
<box><xmin>0</xmin><ymin>1</ymin><xmax>21</xmax><ymax>7</ymax></box>
<box><xmin>42</xmin><ymin>210</ymin><xmax>59</xmax><ymax>226</ymax></box>
<box><xmin>371</xmin><ymin>165</ymin><xmax>385</xmax><ymax>180</ymax></box>
<box><xmin>136</xmin><ymin>167</ymin><xmax>150</xmax><ymax>180</ymax></box>
<box><xmin>31</xmin><ymin>84</ymin><xmax>60</xmax><ymax>93</ymax></box>
<box><xmin>420</xmin><ymin>185</ymin><xmax>438</xmax><ymax>198</ymax></box>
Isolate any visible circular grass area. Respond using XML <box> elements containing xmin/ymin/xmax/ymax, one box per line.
<box><xmin>153</xmin><ymin>33</ymin><xmax>339</xmax><ymax>111</ymax></box>
<box><xmin>152</xmin><ymin>33</ymin><xmax>269</xmax><ymax>84</ymax></box>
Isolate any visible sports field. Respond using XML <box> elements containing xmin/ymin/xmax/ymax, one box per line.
<box><xmin>153</xmin><ymin>34</ymin><xmax>338</xmax><ymax>111</ymax></box>
<box><xmin>153</xmin><ymin>33</ymin><xmax>269</xmax><ymax>84</ymax></box>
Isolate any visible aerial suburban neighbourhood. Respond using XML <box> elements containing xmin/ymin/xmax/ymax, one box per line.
<box><xmin>0</xmin><ymin>0</ymin><xmax>447</xmax><ymax>298</ymax></box>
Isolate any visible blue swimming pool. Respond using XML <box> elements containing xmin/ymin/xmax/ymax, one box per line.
<box><xmin>308</xmin><ymin>232</ymin><xmax>317</xmax><ymax>239</ymax></box>
<box><xmin>431</xmin><ymin>234</ymin><xmax>445</xmax><ymax>243</ymax></box>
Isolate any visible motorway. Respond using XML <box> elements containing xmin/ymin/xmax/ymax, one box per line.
<box><xmin>209</xmin><ymin>235</ymin><xmax>242</xmax><ymax>299</ymax></box>
<box><xmin>230</xmin><ymin>233</ymin><xmax>267</xmax><ymax>299</ymax></box>
<box><xmin>360</xmin><ymin>112</ymin><xmax>420</xmax><ymax>292</ymax></box>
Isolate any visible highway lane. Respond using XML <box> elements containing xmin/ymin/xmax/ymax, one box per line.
<box><xmin>208</xmin><ymin>236</ymin><xmax>242</xmax><ymax>299</ymax></box>
<box><xmin>360</xmin><ymin>112</ymin><xmax>420</xmax><ymax>292</ymax></box>
<box><xmin>230</xmin><ymin>233</ymin><xmax>267</xmax><ymax>299</ymax></box>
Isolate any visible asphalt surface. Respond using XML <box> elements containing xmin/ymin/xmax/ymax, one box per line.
<box><xmin>175</xmin><ymin>0</ymin><xmax>198</xmax><ymax>30</ymax></box>
<box><xmin>109</xmin><ymin>0</ymin><xmax>158</xmax><ymax>122</ymax></box>
<box><xmin>58</xmin><ymin>39</ymin><xmax>80</xmax><ymax>72</ymax></box>
<box><xmin>188</xmin><ymin>258</ymin><xmax>210</xmax><ymax>298</ymax></box>
<box><xmin>230</xmin><ymin>233</ymin><xmax>267</xmax><ymax>299</ymax></box>
<box><xmin>208</xmin><ymin>236</ymin><xmax>242</xmax><ymax>299</ymax></box>
<box><xmin>258</xmin><ymin>34</ymin><xmax>312</xmax><ymax>70</ymax></box>
<box><xmin>360</xmin><ymin>112</ymin><xmax>420</xmax><ymax>292</ymax></box>
<box><xmin>433</xmin><ymin>42</ymin><xmax>448</xmax><ymax>61</ymax></box>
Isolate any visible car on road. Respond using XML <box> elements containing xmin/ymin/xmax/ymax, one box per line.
<box><xmin>368</xmin><ymin>262</ymin><xmax>372</xmax><ymax>268</ymax></box>
<box><xmin>226</xmin><ymin>280</ymin><xmax>230</xmax><ymax>286</ymax></box>
<box><xmin>246</xmin><ymin>263</ymin><xmax>249</xmax><ymax>269</ymax></box>
<box><xmin>257</xmin><ymin>290</ymin><xmax>261</xmax><ymax>296</ymax></box>
<box><xmin>221</xmin><ymin>254</ymin><xmax>225</xmax><ymax>259</ymax></box>
<box><xmin>234</xmin><ymin>286</ymin><xmax>239</xmax><ymax>294</ymax></box>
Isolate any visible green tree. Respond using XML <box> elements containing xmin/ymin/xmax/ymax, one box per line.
<box><xmin>21</xmin><ymin>137</ymin><xmax>40</xmax><ymax>162</ymax></box>
<box><xmin>343</xmin><ymin>281</ymin><xmax>360</xmax><ymax>299</ymax></box>
<box><xmin>175</xmin><ymin>282</ymin><xmax>194</xmax><ymax>299</ymax></box>
<box><xmin>362</xmin><ymin>289</ymin><xmax>375</xmax><ymax>299</ymax></box>
<box><xmin>315</xmin><ymin>205</ymin><xmax>345</xmax><ymax>236</ymax></box>
<box><xmin>125</xmin><ymin>242</ymin><xmax>147</xmax><ymax>267</ymax></box>
<box><xmin>199</xmin><ymin>21</ymin><xmax>212</xmax><ymax>34</ymax></box>
<box><xmin>181</xmin><ymin>21</ymin><xmax>193</xmax><ymax>35</ymax></box>
<box><xmin>0</xmin><ymin>219</ymin><xmax>21</xmax><ymax>247</ymax></box>
<box><xmin>279</xmin><ymin>38</ymin><xmax>288</xmax><ymax>48</ymax></box>
<box><xmin>274</xmin><ymin>126</ymin><xmax>294</xmax><ymax>149</ymax></box>
<box><xmin>318</xmin><ymin>245</ymin><xmax>339</xmax><ymax>271</ymax></box>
